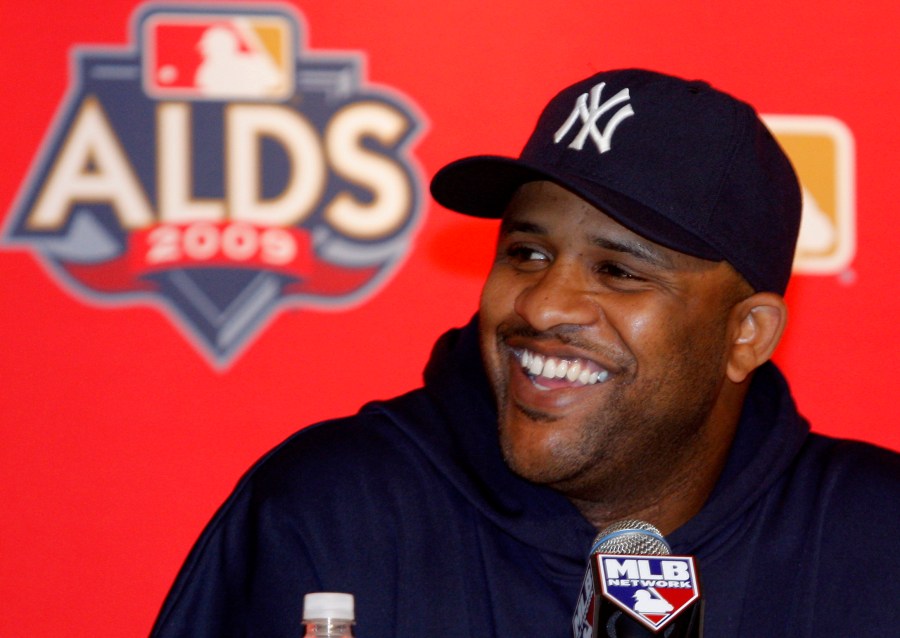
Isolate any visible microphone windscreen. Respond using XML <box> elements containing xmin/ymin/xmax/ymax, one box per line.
<box><xmin>592</xmin><ymin>520</ymin><xmax>671</xmax><ymax>556</ymax></box>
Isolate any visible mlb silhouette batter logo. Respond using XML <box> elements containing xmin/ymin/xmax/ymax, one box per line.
<box><xmin>3</xmin><ymin>3</ymin><xmax>424</xmax><ymax>368</ymax></box>
<box><xmin>764</xmin><ymin>115</ymin><xmax>856</xmax><ymax>276</ymax></box>
<box><xmin>145</xmin><ymin>13</ymin><xmax>293</xmax><ymax>99</ymax></box>
<box><xmin>597</xmin><ymin>555</ymin><xmax>701</xmax><ymax>632</ymax></box>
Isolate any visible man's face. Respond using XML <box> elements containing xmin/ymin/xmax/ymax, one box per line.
<box><xmin>479</xmin><ymin>181</ymin><xmax>745</xmax><ymax>506</ymax></box>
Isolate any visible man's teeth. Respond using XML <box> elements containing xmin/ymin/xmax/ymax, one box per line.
<box><xmin>518</xmin><ymin>349</ymin><xmax>609</xmax><ymax>386</ymax></box>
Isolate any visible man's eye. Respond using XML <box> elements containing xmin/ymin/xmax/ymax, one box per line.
<box><xmin>596</xmin><ymin>262</ymin><xmax>638</xmax><ymax>279</ymax></box>
<box><xmin>506</xmin><ymin>245</ymin><xmax>549</xmax><ymax>263</ymax></box>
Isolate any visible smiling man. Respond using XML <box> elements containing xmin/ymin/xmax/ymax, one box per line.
<box><xmin>479</xmin><ymin>181</ymin><xmax>766</xmax><ymax>535</ymax></box>
<box><xmin>152</xmin><ymin>70</ymin><xmax>900</xmax><ymax>637</ymax></box>
<box><xmin>430</xmin><ymin>68</ymin><xmax>804</xmax><ymax>540</ymax></box>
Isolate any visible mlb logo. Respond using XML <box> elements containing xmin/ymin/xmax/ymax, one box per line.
<box><xmin>143</xmin><ymin>12</ymin><xmax>294</xmax><ymax>100</ymax></box>
<box><xmin>764</xmin><ymin>115</ymin><xmax>856</xmax><ymax>276</ymax></box>
<box><xmin>597</xmin><ymin>554</ymin><xmax>701</xmax><ymax>632</ymax></box>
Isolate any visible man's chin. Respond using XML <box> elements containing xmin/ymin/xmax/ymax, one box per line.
<box><xmin>499</xmin><ymin>428</ymin><xmax>573</xmax><ymax>486</ymax></box>
<box><xmin>501</xmin><ymin>451</ymin><xmax>552</xmax><ymax>485</ymax></box>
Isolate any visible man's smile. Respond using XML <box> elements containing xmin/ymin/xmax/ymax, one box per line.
<box><xmin>512</xmin><ymin>346</ymin><xmax>611</xmax><ymax>390</ymax></box>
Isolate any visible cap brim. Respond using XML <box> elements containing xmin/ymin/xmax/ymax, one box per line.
<box><xmin>430</xmin><ymin>155</ymin><xmax>723</xmax><ymax>262</ymax></box>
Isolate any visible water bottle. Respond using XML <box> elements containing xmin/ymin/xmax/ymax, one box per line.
<box><xmin>302</xmin><ymin>592</ymin><xmax>355</xmax><ymax>637</ymax></box>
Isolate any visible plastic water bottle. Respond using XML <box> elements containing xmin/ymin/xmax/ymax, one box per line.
<box><xmin>302</xmin><ymin>592</ymin><xmax>355</xmax><ymax>637</ymax></box>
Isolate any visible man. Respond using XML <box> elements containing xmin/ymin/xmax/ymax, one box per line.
<box><xmin>151</xmin><ymin>69</ymin><xmax>900</xmax><ymax>637</ymax></box>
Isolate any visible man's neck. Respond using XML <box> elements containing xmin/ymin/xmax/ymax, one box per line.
<box><xmin>566</xmin><ymin>455</ymin><xmax>726</xmax><ymax>535</ymax></box>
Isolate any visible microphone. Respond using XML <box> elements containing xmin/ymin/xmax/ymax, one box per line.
<box><xmin>572</xmin><ymin>520</ymin><xmax>703</xmax><ymax>637</ymax></box>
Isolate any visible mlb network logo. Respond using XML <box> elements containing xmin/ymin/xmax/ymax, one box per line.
<box><xmin>3</xmin><ymin>3</ymin><xmax>424</xmax><ymax>368</ymax></box>
<box><xmin>598</xmin><ymin>554</ymin><xmax>701</xmax><ymax>632</ymax></box>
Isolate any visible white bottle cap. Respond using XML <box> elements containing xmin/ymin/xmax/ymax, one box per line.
<box><xmin>302</xmin><ymin>592</ymin><xmax>355</xmax><ymax>621</ymax></box>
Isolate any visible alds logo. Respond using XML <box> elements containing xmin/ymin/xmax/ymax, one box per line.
<box><xmin>4</xmin><ymin>3</ymin><xmax>424</xmax><ymax>368</ymax></box>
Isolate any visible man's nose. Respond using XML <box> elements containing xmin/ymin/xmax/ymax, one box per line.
<box><xmin>513</xmin><ymin>261</ymin><xmax>600</xmax><ymax>332</ymax></box>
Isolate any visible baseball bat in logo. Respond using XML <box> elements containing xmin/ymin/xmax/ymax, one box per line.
<box><xmin>3</xmin><ymin>3</ymin><xmax>425</xmax><ymax>368</ymax></box>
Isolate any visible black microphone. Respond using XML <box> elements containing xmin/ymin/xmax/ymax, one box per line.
<box><xmin>572</xmin><ymin>520</ymin><xmax>703</xmax><ymax>637</ymax></box>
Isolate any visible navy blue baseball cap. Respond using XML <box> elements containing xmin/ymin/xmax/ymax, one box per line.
<box><xmin>430</xmin><ymin>69</ymin><xmax>802</xmax><ymax>294</ymax></box>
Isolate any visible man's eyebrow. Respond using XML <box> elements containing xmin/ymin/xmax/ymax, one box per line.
<box><xmin>591</xmin><ymin>235</ymin><xmax>673</xmax><ymax>268</ymax></box>
<box><xmin>499</xmin><ymin>218</ymin><xmax>545</xmax><ymax>236</ymax></box>
<box><xmin>500</xmin><ymin>216</ymin><xmax>674</xmax><ymax>267</ymax></box>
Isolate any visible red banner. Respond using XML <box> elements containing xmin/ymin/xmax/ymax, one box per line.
<box><xmin>1</xmin><ymin>2</ymin><xmax>898</xmax><ymax>637</ymax></box>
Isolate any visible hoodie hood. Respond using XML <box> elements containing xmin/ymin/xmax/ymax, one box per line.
<box><xmin>666</xmin><ymin>360</ymin><xmax>811</xmax><ymax>556</ymax></box>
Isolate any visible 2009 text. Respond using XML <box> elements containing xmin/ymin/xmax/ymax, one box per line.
<box><xmin>145</xmin><ymin>222</ymin><xmax>298</xmax><ymax>266</ymax></box>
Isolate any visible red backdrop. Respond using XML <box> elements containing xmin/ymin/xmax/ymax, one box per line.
<box><xmin>1</xmin><ymin>2</ymin><xmax>898</xmax><ymax>636</ymax></box>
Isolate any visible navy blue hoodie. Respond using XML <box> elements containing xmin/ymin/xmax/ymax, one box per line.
<box><xmin>151</xmin><ymin>316</ymin><xmax>900</xmax><ymax>637</ymax></box>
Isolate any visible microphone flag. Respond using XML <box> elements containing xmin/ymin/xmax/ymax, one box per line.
<box><xmin>572</xmin><ymin>520</ymin><xmax>703</xmax><ymax>637</ymax></box>
<box><xmin>596</xmin><ymin>553</ymin><xmax>701</xmax><ymax>634</ymax></box>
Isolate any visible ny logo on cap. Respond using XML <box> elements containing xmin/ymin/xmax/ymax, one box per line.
<box><xmin>554</xmin><ymin>82</ymin><xmax>634</xmax><ymax>154</ymax></box>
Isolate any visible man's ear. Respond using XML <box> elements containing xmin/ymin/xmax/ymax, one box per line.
<box><xmin>726</xmin><ymin>292</ymin><xmax>788</xmax><ymax>384</ymax></box>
